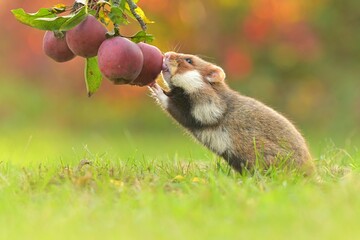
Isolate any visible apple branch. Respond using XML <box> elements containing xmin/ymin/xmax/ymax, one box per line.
<box><xmin>126</xmin><ymin>0</ymin><xmax>147</xmax><ymax>31</ymax></box>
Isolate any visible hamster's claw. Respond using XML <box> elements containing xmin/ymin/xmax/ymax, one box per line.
<box><xmin>148</xmin><ymin>83</ymin><xmax>169</xmax><ymax>108</ymax></box>
<box><xmin>149</xmin><ymin>83</ymin><xmax>162</xmax><ymax>96</ymax></box>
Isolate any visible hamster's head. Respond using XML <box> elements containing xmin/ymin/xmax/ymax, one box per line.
<box><xmin>161</xmin><ymin>52</ymin><xmax>226</xmax><ymax>93</ymax></box>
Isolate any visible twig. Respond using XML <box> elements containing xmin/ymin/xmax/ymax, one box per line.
<box><xmin>71</xmin><ymin>2</ymin><xmax>84</xmax><ymax>13</ymax></box>
<box><xmin>126</xmin><ymin>0</ymin><xmax>147</xmax><ymax>31</ymax></box>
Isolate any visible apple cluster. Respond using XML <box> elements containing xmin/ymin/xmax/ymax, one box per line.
<box><xmin>43</xmin><ymin>15</ymin><xmax>163</xmax><ymax>86</ymax></box>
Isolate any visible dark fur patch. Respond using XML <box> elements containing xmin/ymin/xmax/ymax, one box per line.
<box><xmin>167</xmin><ymin>87</ymin><xmax>202</xmax><ymax>129</ymax></box>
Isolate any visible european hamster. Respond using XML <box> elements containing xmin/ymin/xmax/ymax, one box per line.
<box><xmin>150</xmin><ymin>52</ymin><xmax>314</xmax><ymax>174</ymax></box>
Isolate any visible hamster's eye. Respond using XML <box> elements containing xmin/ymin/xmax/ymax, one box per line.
<box><xmin>185</xmin><ymin>58</ymin><xmax>193</xmax><ymax>65</ymax></box>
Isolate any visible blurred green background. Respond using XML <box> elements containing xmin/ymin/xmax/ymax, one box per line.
<box><xmin>0</xmin><ymin>0</ymin><xmax>359</xmax><ymax>165</ymax></box>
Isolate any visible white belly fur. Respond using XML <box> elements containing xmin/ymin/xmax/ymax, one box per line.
<box><xmin>193</xmin><ymin>127</ymin><xmax>231</xmax><ymax>155</ymax></box>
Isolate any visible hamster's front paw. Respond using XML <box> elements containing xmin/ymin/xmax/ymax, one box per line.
<box><xmin>149</xmin><ymin>83</ymin><xmax>169</xmax><ymax>109</ymax></box>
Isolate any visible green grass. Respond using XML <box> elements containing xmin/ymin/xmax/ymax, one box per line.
<box><xmin>1</xmin><ymin>79</ymin><xmax>360</xmax><ymax>239</ymax></box>
<box><xmin>0</xmin><ymin>144</ymin><xmax>359</xmax><ymax>240</ymax></box>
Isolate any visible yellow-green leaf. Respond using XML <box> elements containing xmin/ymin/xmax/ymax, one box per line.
<box><xmin>99</xmin><ymin>8</ymin><xmax>111</xmax><ymax>25</ymax></box>
<box><xmin>52</xmin><ymin>3</ymin><xmax>67</xmax><ymax>14</ymax></box>
<box><xmin>85</xmin><ymin>57</ymin><xmax>103</xmax><ymax>97</ymax></box>
<box><xmin>97</xmin><ymin>0</ymin><xmax>111</xmax><ymax>7</ymax></box>
<box><xmin>125</xmin><ymin>3</ymin><xmax>154</xmax><ymax>24</ymax></box>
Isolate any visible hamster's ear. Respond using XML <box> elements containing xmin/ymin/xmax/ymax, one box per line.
<box><xmin>206</xmin><ymin>66</ymin><xmax>226</xmax><ymax>83</ymax></box>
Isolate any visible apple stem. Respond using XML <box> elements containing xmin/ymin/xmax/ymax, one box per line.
<box><xmin>71</xmin><ymin>1</ymin><xmax>85</xmax><ymax>13</ymax></box>
<box><xmin>126</xmin><ymin>0</ymin><xmax>147</xmax><ymax>31</ymax></box>
<box><xmin>114</xmin><ymin>25</ymin><xmax>121</xmax><ymax>36</ymax></box>
<box><xmin>53</xmin><ymin>31</ymin><xmax>65</xmax><ymax>39</ymax></box>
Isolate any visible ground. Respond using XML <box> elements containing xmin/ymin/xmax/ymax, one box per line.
<box><xmin>0</xmin><ymin>81</ymin><xmax>359</xmax><ymax>240</ymax></box>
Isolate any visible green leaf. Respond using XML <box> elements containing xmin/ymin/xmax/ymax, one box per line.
<box><xmin>11</xmin><ymin>8</ymin><xmax>57</xmax><ymax>28</ymax></box>
<box><xmin>130</xmin><ymin>30</ymin><xmax>154</xmax><ymax>43</ymax></box>
<box><xmin>59</xmin><ymin>7</ymin><xmax>87</xmax><ymax>31</ymax></box>
<box><xmin>12</xmin><ymin>7</ymin><xmax>87</xmax><ymax>31</ymax></box>
<box><xmin>33</xmin><ymin>16</ymin><xmax>70</xmax><ymax>31</ymax></box>
<box><xmin>119</xmin><ymin>0</ymin><xmax>127</xmax><ymax>10</ymax></box>
<box><xmin>35</xmin><ymin>7</ymin><xmax>87</xmax><ymax>31</ymax></box>
<box><xmin>109</xmin><ymin>6</ymin><xmax>129</xmax><ymax>25</ymax></box>
<box><xmin>85</xmin><ymin>57</ymin><xmax>103</xmax><ymax>97</ymax></box>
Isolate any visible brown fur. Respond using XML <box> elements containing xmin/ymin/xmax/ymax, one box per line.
<box><xmin>151</xmin><ymin>52</ymin><xmax>315</xmax><ymax>175</ymax></box>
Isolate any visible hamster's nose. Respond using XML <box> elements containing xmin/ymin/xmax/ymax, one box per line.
<box><xmin>164</xmin><ymin>52</ymin><xmax>170</xmax><ymax>60</ymax></box>
<box><xmin>164</xmin><ymin>51</ymin><xmax>175</xmax><ymax>60</ymax></box>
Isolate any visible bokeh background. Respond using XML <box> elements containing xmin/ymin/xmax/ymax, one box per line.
<box><xmin>0</xmin><ymin>0</ymin><xmax>359</xmax><ymax>164</ymax></box>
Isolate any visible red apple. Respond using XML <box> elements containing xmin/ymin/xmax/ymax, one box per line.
<box><xmin>43</xmin><ymin>31</ymin><xmax>75</xmax><ymax>62</ymax></box>
<box><xmin>66</xmin><ymin>15</ymin><xmax>107</xmax><ymax>58</ymax></box>
<box><xmin>98</xmin><ymin>37</ymin><xmax>143</xmax><ymax>84</ymax></box>
<box><xmin>131</xmin><ymin>42</ymin><xmax>163</xmax><ymax>86</ymax></box>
